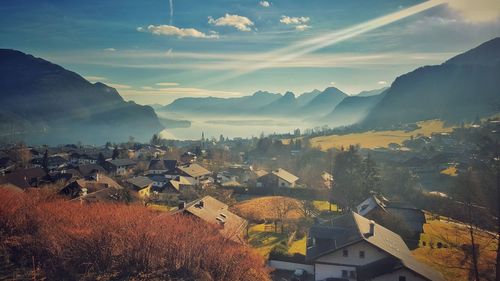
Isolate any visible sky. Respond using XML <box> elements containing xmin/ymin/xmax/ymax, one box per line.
<box><xmin>1</xmin><ymin>0</ymin><xmax>500</xmax><ymax>105</ymax></box>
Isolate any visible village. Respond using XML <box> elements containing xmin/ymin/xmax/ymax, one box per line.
<box><xmin>0</xmin><ymin>118</ymin><xmax>498</xmax><ymax>281</ymax></box>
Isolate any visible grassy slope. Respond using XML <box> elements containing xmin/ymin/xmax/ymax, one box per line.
<box><xmin>309</xmin><ymin>120</ymin><xmax>453</xmax><ymax>150</ymax></box>
<box><xmin>413</xmin><ymin>214</ymin><xmax>497</xmax><ymax>280</ymax></box>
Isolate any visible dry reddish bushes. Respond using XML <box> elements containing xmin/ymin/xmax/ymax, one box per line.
<box><xmin>0</xmin><ymin>189</ymin><xmax>270</xmax><ymax>281</ymax></box>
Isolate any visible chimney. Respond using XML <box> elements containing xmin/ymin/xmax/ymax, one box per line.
<box><xmin>366</xmin><ymin>220</ymin><xmax>375</xmax><ymax>237</ymax></box>
<box><xmin>178</xmin><ymin>201</ymin><xmax>186</xmax><ymax>210</ymax></box>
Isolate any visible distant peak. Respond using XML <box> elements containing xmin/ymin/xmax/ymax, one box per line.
<box><xmin>283</xmin><ymin>91</ymin><xmax>295</xmax><ymax>98</ymax></box>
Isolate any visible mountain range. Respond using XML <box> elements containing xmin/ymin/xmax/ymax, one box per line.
<box><xmin>1</xmin><ymin>37</ymin><xmax>499</xmax><ymax>144</ymax></box>
<box><xmin>161</xmin><ymin>37</ymin><xmax>500</xmax><ymax>130</ymax></box>
<box><xmin>0</xmin><ymin>49</ymin><xmax>164</xmax><ymax>145</ymax></box>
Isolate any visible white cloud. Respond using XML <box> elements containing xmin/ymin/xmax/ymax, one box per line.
<box><xmin>280</xmin><ymin>15</ymin><xmax>310</xmax><ymax>25</ymax></box>
<box><xmin>141</xmin><ymin>86</ymin><xmax>154</xmax><ymax>90</ymax></box>
<box><xmin>445</xmin><ymin>0</ymin><xmax>500</xmax><ymax>22</ymax></box>
<box><xmin>295</xmin><ymin>24</ymin><xmax>310</xmax><ymax>31</ymax></box>
<box><xmin>104</xmin><ymin>48</ymin><xmax>116</xmax><ymax>52</ymax></box>
<box><xmin>330</xmin><ymin>82</ymin><xmax>336</xmax><ymax>85</ymax></box>
<box><xmin>156</xmin><ymin>82</ymin><xmax>179</xmax><ymax>86</ymax></box>
<box><xmin>137</xmin><ymin>25</ymin><xmax>219</xmax><ymax>39</ymax></box>
<box><xmin>84</xmin><ymin>76</ymin><xmax>107</xmax><ymax>82</ymax></box>
<box><xmin>259</xmin><ymin>1</ymin><xmax>270</xmax><ymax>7</ymax></box>
<box><xmin>107</xmin><ymin>83</ymin><xmax>132</xmax><ymax>89</ymax></box>
<box><xmin>377</xmin><ymin>81</ymin><xmax>388</xmax><ymax>85</ymax></box>
<box><xmin>208</xmin><ymin>14</ymin><xmax>254</xmax><ymax>31</ymax></box>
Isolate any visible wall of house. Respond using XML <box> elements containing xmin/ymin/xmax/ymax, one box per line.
<box><xmin>314</xmin><ymin>263</ymin><xmax>356</xmax><ymax>281</ymax></box>
<box><xmin>315</xmin><ymin>241</ymin><xmax>388</xmax><ymax>266</ymax></box>
<box><xmin>371</xmin><ymin>268</ymin><xmax>428</xmax><ymax>281</ymax></box>
<box><xmin>278</xmin><ymin>178</ymin><xmax>294</xmax><ymax>188</ymax></box>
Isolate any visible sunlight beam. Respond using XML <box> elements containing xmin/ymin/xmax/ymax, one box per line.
<box><xmin>201</xmin><ymin>0</ymin><xmax>447</xmax><ymax>86</ymax></box>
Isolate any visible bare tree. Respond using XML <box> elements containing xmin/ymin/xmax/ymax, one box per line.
<box><xmin>272</xmin><ymin>197</ymin><xmax>298</xmax><ymax>233</ymax></box>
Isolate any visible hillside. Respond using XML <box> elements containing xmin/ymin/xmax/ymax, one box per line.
<box><xmin>320</xmin><ymin>93</ymin><xmax>385</xmax><ymax>127</ymax></box>
<box><xmin>0</xmin><ymin>49</ymin><xmax>163</xmax><ymax>145</ymax></box>
<box><xmin>361</xmin><ymin>37</ymin><xmax>500</xmax><ymax>129</ymax></box>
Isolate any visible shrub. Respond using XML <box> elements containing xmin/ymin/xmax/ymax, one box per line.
<box><xmin>0</xmin><ymin>188</ymin><xmax>270</xmax><ymax>281</ymax></box>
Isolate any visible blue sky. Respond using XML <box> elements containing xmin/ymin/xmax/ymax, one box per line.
<box><xmin>1</xmin><ymin>0</ymin><xmax>499</xmax><ymax>105</ymax></box>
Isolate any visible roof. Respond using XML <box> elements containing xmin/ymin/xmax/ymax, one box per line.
<box><xmin>173</xmin><ymin>196</ymin><xmax>247</xmax><ymax>242</ymax></box>
<box><xmin>356</xmin><ymin>195</ymin><xmax>387</xmax><ymax>216</ymax></box>
<box><xmin>254</xmin><ymin>169</ymin><xmax>268</xmax><ymax>178</ymax></box>
<box><xmin>306</xmin><ymin>212</ymin><xmax>444</xmax><ymax>281</ymax></box>
<box><xmin>127</xmin><ymin>176</ymin><xmax>153</xmax><ymax>189</ymax></box>
<box><xmin>177</xmin><ymin>163</ymin><xmax>211</xmax><ymax>178</ymax></box>
<box><xmin>221</xmin><ymin>180</ymin><xmax>241</xmax><ymax>187</ymax></box>
<box><xmin>78</xmin><ymin>164</ymin><xmax>105</xmax><ymax>177</ymax></box>
<box><xmin>148</xmin><ymin>159</ymin><xmax>177</xmax><ymax>171</ymax></box>
<box><xmin>0</xmin><ymin>167</ymin><xmax>47</xmax><ymax>189</ymax></box>
<box><xmin>107</xmin><ymin>158</ymin><xmax>136</xmax><ymax>167</ymax></box>
<box><xmin>272</xmin><ymin>168</ymin><xmax>299</xmax><ymax>183</ymax></box>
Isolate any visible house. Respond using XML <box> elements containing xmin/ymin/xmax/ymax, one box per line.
<box><xmin>59</xmin><ymin>172</ymin><xmax>123</xmax><ymax>200</ymax></box>
<box><xmin>104</xmin><ymin>158</ymin><xmax>136</xmax><ymax>175</ymax></box>
<box><xmin>357</xmin><ymin>194</ymin><xmax>426</xmax><ymax>248</ymax></box>
<box><xmin>147</xmin><ymin>159</ymin><xmax>177</xmax><ymax>174</ymax></box>
<box><xmin>306</xmin><ymin>212</ymin><xmax>444</xmax><ymax>281</ymax></box>
<box><xmin>173</xmin><ymin>196</ymin><xmax>248</xmax><ymax>243</ymax></box>
<box><xmin>257</xmin><ymin>168</ymin><xmax>299</xmax><ymax>188</ymax></box>
<box><xmin>176</xmin><ymin>163</ymin><xmax>211</xmax><ymax>185</ymax></box>
<box><xmin>69</xmin><ymin>152</ymin><xmax>98</xmax><ymax>165</ymax></box>
<box><xmin>0</xmin><ymin>167</ymin><xmax>48</xmax><ymax>189</ymax></box>
<box><xmin>77</xmin><ymin>164</ymin><xmax>106</xmax><ymax>178</ymax></box>
<box><xmin>0</xmin><ymin>157</ymin><xmax>14</xmax><ymax>175</ymax></box>
<box><xmin>135</xmin><ymin>146</ymin><xmax>166</xmax><ymax>159</ymax></box>
<box><xmin>126</xmin><ymin>176</ymin><xmax>154</xmax><ymax>198</ymax></box>
<box><xmin>31</xmin><ymin>155</ymin><xmax>68</xmax><ymax>171</ymax></box>
<box><xmin>180</xmin><ymin>152</ymin><xmax>197</xmax><ymax>164</ymax></box>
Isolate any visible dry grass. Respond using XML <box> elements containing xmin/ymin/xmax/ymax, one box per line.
<box><xmin>309</xmin><ymin>120</ymin><xmax>453</xmax><ymax>150</ymax></box>
<box><xmin>234</xmin><ymin>196</ymin><xmax>303</xmax><ymax>221</ymax></box>
<box><xmin>413</xmin><ymin>215</ymin><xmax>497</xmax><ymax>281</ymax></box>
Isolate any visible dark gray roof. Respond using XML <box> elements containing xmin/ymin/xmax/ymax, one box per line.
<box><xmin>148</xmin><ymin>159</ymin><xmax>177</xmax><ymax>171</ymax></box>
<box><xmin>306</xmin><ymin>212</ymin><xmax>444</xmax><ymax>281</ymax></box>
<box><xmin>107</xmin><ymin>158</ymin><xmax>136</xmax><ymax>167</ymax></box>
<box><xmin>127</xmin><ymin>176</ymin><xmax>153</xmax><ymax>188</ymax></box>
<box><xmin>78</xmin><ymin>164</ymin><xmax>105</xmax><ymax>177</ymax></box>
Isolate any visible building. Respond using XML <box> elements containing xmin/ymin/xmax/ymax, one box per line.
<box><xmin>126</xmin><ymin>176</ymin><xmax>154</xmax><ymax>198</ymax></box>
<box><xmin>147</xmin><ymin>159</ymin><xmax>177</xmax><ymax>174</ymax></box>
<box><xmin>257</xmin><ymin>168</ymin><xmax>299</xmax><ymax>188</ymax></box>
<box><xmin>104</xmin><ymin>158</ymin><xmax>136</xmax><ymax>175</ymax></box>
<box><xmin>0</xmin><ymin>167</ymin><xmax>47</xmax><ymax>189</ymax></box>
<box><xmin>176</xmin><ymin>163</ymin><xmax>211</xmax><ymax>186</ymax></box>
<box><xmin>173</xmin><ymin>196</ymin><xmax>248</xmax><ymax>243</ymax></box>
<box><xmin>357</xmin><ymin>194</ymin><xmax>426</xmax><ymax>249</ymax></box>
<box><xmin>306</xmin><ymin>212</ymin><xmax>443</xmax><ymax>281</ymax></box>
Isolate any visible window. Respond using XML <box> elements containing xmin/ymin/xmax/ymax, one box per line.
<box><xmin>359</xmin><ymin>251</ymin><xmax>365</xmax><ymax>258</ymax></box>
<box><xmin>399</xmin><ymin>276</ymin><xmax>406</xmax><ymax>281</ymax></box>
<box><xmin>349</xmin><ymin>271</ymin><xmax>356</xmax><ymax>279</ymax></box>
<box><xmin>342</xmin><ymin>249</ymin><xmax>348</xmax><ymax>257</ymax></box>
<box><xmin>341</xmin><ymin>270</ymin><xmax>348</xmax><ymax>278</ymax></box>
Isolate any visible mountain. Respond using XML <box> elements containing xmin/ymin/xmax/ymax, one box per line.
<box><xmin>357</xmin><ymin>87</ymin><xmax>388</xmax><ymax>97</ymax></box>
<box><xmin>162</xmin><ymin>90</ymin><xmax>281</xmax><ymax>115</ymax></box>
<box><xmin>300</xmin><ymin>87</ymin><xmax>348</xmax><ymax>117</ymax></box>
<box><xmin>0</xmin><ymin>49</ymin><xmax>163</xmax><ymax>145</ymax></box>
<box><xmin>321</xmin><ymin>93</ymin><xmax>385</xmax><ymax>128</ymax></box>
<box><xmin>258</xmin><ymin>91</ymin><xmax>298</xmax><ymax>115</ymax></box>
<box><xmin>361</xmin><ymin>38</ymin><xmax>500</xmax><ymax>129</ymax></box>
<box><xmin>296</xmin><ymin>89</ymin><xmax>321</xmax><ymax>106</ymax></box>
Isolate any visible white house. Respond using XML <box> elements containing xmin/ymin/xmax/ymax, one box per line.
<box><xmin>306</xmin><ymin>212</ymin><xmax>444</xmax><ymax>281</ymax></box>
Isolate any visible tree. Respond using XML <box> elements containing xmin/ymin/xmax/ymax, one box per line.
<box><xmin>150</xmin><ymin>134</ymin><xmax>161</xmax><ymax>146</ymax></box>
<box><xmin>272</xmin><ymin>197</ymin><xmax>297</xmax><ymax>233</ymax></box>
<box><xmin>112</xmin><ymin>147</ymin><xmax>119</xmax><ymax>160</ymax></box>
<box><xmin>97</xmin><ymin>153</ymin><xmax>106</xmax><ymax>166</ymax></box>
<box><xmin>361</xmin><ymin>153</ymin><xmax>380</xmax><ymax>195</ymax></box>
<box><xmin>297</xmin><ymin>200</ymin><xmax>317</xmax><ymax>218</ymax></box>
<box><xmin>41</xmin><ymin>150</ymin><xmax>49</xmax><ymax>173</ymax></box>
<box><xmin>332</xmin><ymin>145</ymin><xmax>364</xmax><ymax>209</ymax></box>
